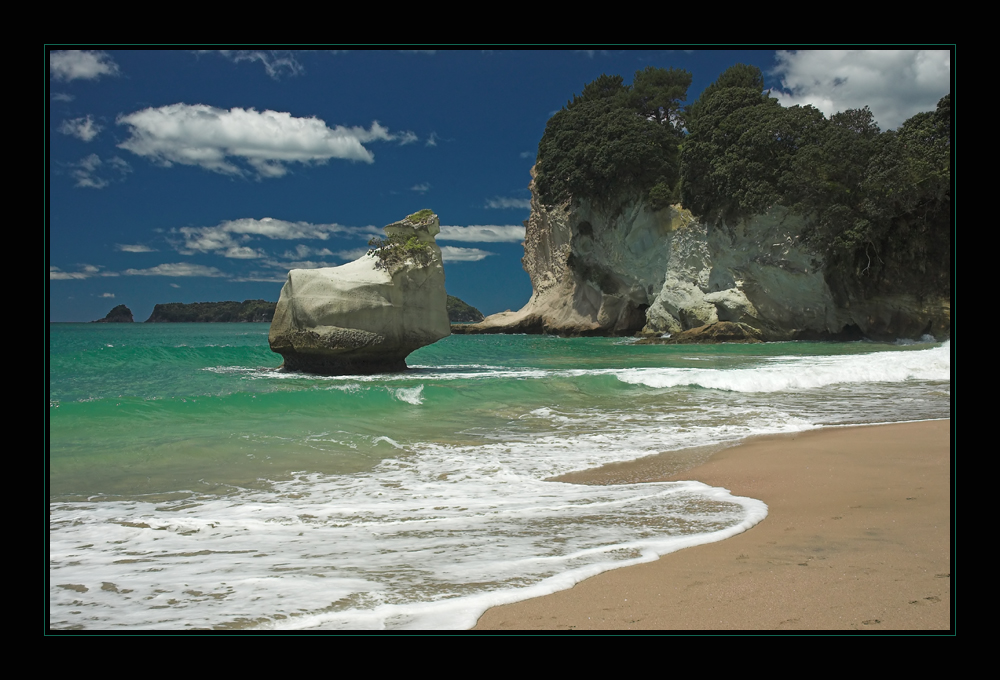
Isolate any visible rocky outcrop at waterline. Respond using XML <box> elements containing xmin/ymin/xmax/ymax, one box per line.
<box><xmin>268</xmin><ymin>210</ymin><xmax>450</xmax><ymax>374</ymax></box>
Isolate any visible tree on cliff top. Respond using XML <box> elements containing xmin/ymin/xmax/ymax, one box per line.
<box><xmin>536</xmin><ymin>67</ymin><xmax>691</xmax><ymax>209</ymax></box>
<box><xmin>682</xmin><ymin>63</ymin><xmax>950</xmax><ymax>295</ymax></box>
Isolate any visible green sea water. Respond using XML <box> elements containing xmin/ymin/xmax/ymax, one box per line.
<box><xmin>48</xmin><ymin>323</ymin><xmax>951</xmax><ymax>629</ymax></box>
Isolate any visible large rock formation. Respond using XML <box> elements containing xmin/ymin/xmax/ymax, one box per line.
<box><xmin>458</xmin><ymin>168</ymin><xmax>950</xmax><ymax>342</ymax></box>
<box><xmin>268</xmin><ymin>211</ymin><xmax>450</xmax><ymax>374</ymax></box>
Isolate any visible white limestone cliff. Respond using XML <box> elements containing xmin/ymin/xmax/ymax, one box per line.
<box><xmin>457</xmin><ymin>169</ymin><xmax>949</xmax><ymax>342</ymax></box>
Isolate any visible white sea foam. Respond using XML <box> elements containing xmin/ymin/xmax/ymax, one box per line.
<box><xmin>49</xmin><ymin>386</ymin><xmax>821</xmax><ymax>630</ymax></box>
<box><xmin>389</xmin><ymin>385</ymin><xmax>424</xmax><ymax>404</ymax></box>
<box><xmin>50</xmin><ymin>459</ymin><xmax>766</xmax><ymax>630</ymax></box>
<box><xmin>615</xmin><ymin>343</ymin><xmax>950</xmax><ymax>392</ymax></box>
<box><xmin>49</xmin><ymin>339</ymin><xmax>950</xmax><ymax>631</ymax></box>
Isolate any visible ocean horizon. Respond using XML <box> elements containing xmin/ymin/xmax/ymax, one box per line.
<box><xmin>48</xmin><ymin>323</ymin><xmax>951</xmax><ymax>630</ymax></box>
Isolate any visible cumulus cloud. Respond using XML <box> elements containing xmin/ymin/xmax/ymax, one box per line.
<box><xmin>117</xmin><ymin>104</ymin><xmax>412</xmax><ymax>177</ymax></box>
<box><xmin>59</xmin><ymin>115</ymin><xmax>103</xmax><ymax>142</ymax></box>
<box><xmin>50</xmin><ymin>50</ymin><xmax>121</xmax><ymax>81</ymax></box>
<box><xmin>438</xmin><ymin>225</ymin><xmax>525</xmax><ymax>243</ymax></box>
<box><xmin>172</xmin><ymin>217</ymin><xmax>378</xmax><ymax>257</ymax></box>
<box><xmin>440</xmin><ymin>246</ymin><xmax>495</xmax><ymax>262</ymax></box>
<box><xmin>123</xmin><ymin>263</ymin><xmax>228</xmax><ymax>277</ymax></box>
<box><xmin>770</xmin><ymin>49</ymin><xmax>951</xmax><ymax>130</ymax></box>
<box><xmin>485</xmin><ymin>197</ymin><xmax>531</xmax><ymax>210</ymax></box>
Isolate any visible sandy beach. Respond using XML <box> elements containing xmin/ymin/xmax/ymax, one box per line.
<box><xmin>473</xmin><ymin>420</ymin><xmax>952</xmax><ymax>631</ymax></box>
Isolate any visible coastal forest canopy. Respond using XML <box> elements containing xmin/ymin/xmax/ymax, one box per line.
<box><xmin>534</xmin><ymin>64</ymin><xmax>952</xmax><ymax>296</ymax></box>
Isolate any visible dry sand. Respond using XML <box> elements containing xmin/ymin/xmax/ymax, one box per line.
<box><xmin>473</xmin><ymin>420</ymin><xmax>952</xmax><ymax>631</ymax></box>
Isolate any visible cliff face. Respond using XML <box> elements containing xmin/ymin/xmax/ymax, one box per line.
<box><xmin>465</xmin><ymin>170</ymin><xmax>950</xmax><ymax>342</ymax></box>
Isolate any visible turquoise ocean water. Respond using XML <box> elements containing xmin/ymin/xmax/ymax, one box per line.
<box><xmin>48</xmin><ymin>323</ymin><xmax>951</xmax><ymax>630</ymax></box>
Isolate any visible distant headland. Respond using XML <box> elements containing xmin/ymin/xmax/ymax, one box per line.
<box><xmin>92</xmin><ymin>295</ymin><xmax>484</xmax><ymax>324</ymax></box>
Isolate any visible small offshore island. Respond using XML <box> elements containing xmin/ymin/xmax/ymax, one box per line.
<box><xmin>94</xmin><ymin>295</ymin><xmax>482</xmax><ymax>325</ymax></box>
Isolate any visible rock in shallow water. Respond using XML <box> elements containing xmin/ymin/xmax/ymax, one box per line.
<box><xmin>268</xmin><ymin>211</ymin><xmax>450</xmax><ymax>374</ymax></box>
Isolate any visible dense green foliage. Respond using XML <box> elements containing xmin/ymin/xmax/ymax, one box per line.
<box><xmin>406</xmin><ymin>209</ymin><xmax>435</xmax><ymax>223</ymax></box>
<box><xmin>446</xmin><ymin>295</ymin><xmax>484</xmax><ymax>323</ymax></box>
<box><xmin>367</xmin><ymin>233</ymin><xmax>433</xmax><ymax>272</ymax></box>
<box><xmin>680</xmin><ymin>63</ymin><xmax>951</xmax><ymax>294</ymax></box>
<box><xmin>145</xmin><ymin>300</ymin><xmax>275</xmax><ymax>322</ymax></box>
<box><xmin>535</xmin><ymin>67</ymin><xmax>692</xmax><ymax>209</ymax></box>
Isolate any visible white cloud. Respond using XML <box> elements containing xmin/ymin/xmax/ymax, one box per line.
<box><xmin>49</xmin><ymin>264</ymin><xmax>119</xmax><ymax>280</ymax></box>
<box><xmin>208</xmin><ymin>50</ymin><xmax>305</xmax><ymax>79</ymax></box>
<box><xmin>116</xmin><ymin>244</ymin><xmax>156</xmax><ymax>252</ymax></box>
<box><xmin>68</xmin><ymin>154</ymin><xmax>131</xmax><ymax>189</ymax></box>
<box><xmin>336</xmin><ymin>249</ymin><xmax>370</xmax><ymax>261</ymax></box>
<box><xmin>100</xmin><ymin>293</ymin><xmax>115</xmax><ymax>298</ymax></box>
<box><xmin>50</xmin><ymin>50</ymin><xmax>121</xmax><ymax>81</ymax></box>
<box><xmin>770</xmin><ymin>49</ymin><xmax>951</xmax><ymax>130</ymax></box>
<box><xmin>51</xmin><ymin>92</ymin><xmax>74</xmax><ymax>102</ymax></box>
<box><xmin>231</xmin><ymin>272</ymin><xmax>289</xmax><ymax>283</ymax></box>
<box><xmin>426</xmin><ymin>132</ymin><xmax>440</xmax><ymax>147</ymax></box>
<box><xmin>397</xmin><ymin>131</ymin><xmax>419</xmax><ymax>145</ymax></box>
<box><xmin>123</xmin><ymin>263</ymin><xmax>228</xmax><ymax>277</ymax></box>
<box><xmin>411</xmin><ymin>182</ymin><xmax>431</xmax><ymax>193</ymax></box>
<box><xmin>438</xmin><ymin>225</ymin><xmax>525</xmax><ymax>243</ymax></box>
<box><xmin>485</xmin><ymin>197</ymin><xmax>531</xmax><ymax>210</ymax></box>
<box><xmin>281</xmin><ymin>245</ymin><xmax>335</xmax><ymax>259</ymax></box>
<box><xmin>171</xmin><ymin>217</ymin><xmax>379</xmax><ymax>257</ymax></box>
<box><xmin>71</xmin><ymin>154</ymin><xmax>107</xmax><ymax>188</ymax></box>
<box><xmin>440</xmin><ymin>246</ymin><xmax>495</xmax><ymax>262</ymax></box>
<box><xmin>117</xmin><ymin>104</ymin><xmax>408</xmax><ymax>177</ymax></box>
<box><xmin>60</xmin><ymin>115</ymin><xmax>103</xmax><ymax>142</ymax></box>
<box><xmin>172</xmin><ymin>217</ymin><xmax>377</xmax><ymax>255</ymax></box>
<box><xmin>50</xmin><ymin>268</ymin><xmax>89</xmax><ymax>280</ymax></box>
<box><xmin>519</xmin><ymin>151</ymin><xmax>534</xmax><ymax>159</ymax></box>
<box><xmin>224</xmin><ymin>246</ymin><xmax>265</xmax><ymax>259</ymax></box>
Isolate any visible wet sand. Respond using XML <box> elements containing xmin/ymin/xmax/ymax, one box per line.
<box><xmin>473</xmin><ymin>420</ymin><xmax>952</xmax><ymax>631</ymax></box>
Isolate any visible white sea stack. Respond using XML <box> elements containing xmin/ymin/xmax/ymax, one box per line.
<box><xmin>268</xmin><ymin>210</ymin><xmax>449</xmax><ymax>374</ymax></box>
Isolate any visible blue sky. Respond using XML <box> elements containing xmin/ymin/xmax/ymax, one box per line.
<box><xmin>48</xmin><ymin>48</ymin><xmax>952</xmax><ymax>322</ymax></box>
